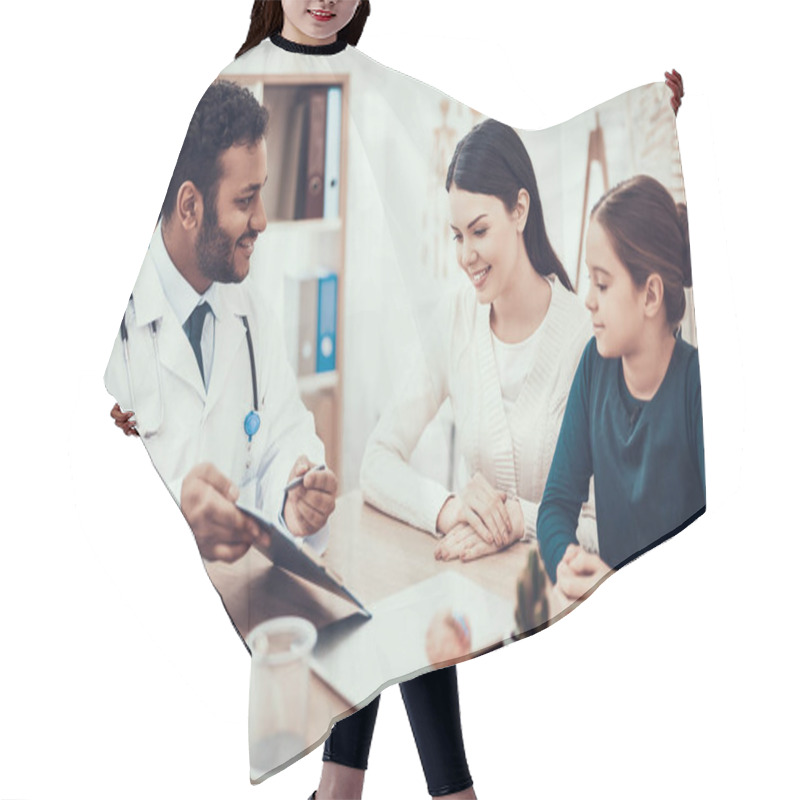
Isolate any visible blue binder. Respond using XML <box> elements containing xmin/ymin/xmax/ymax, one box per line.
<box><xmin>316</xmin><ymin>273</ymin><xmax>337</xmax><ymax>373</ymax></box>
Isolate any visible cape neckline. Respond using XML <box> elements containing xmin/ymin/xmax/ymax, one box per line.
<box><xmin>270</xmin><ymin>32</ymin><xmax>348</xmax><ymax>56</ymax></box>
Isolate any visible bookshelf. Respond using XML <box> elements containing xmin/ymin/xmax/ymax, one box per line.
<box><xmin>225</xmin><ymin>73</ymin><xmax>350</xmax><ymax>479</ymax></box>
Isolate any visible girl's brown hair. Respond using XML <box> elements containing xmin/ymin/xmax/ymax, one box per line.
<box><xmin>591</xmin><ymin>175</ymin><xmax>692</xmax><ymax>328</ymax></box>
<box><xmin>236</xmin><ymin>1</ymin><xmax>371</xmax><ymax>59</ymax></box>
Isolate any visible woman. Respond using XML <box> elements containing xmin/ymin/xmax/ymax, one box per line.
<box><xmin>347</xmin><ymin>117</ymin><xmax>601</xmax><ymax>800</ymax></box>
<box><xmin>360</xmin><ymin>118</ymin><xmax>598</xmax><ymax>562</ymax></box>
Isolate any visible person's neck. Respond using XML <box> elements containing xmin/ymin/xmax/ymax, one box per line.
<box><xmin>161</xmin><ymin>219</ymin><xmax>211</xmax><ymax>295</ymax></box>
<box><xmin>621</xmin><ymin>326</ymin><xmax>676</xmax><ymax>401</ymax></box>
<box><xmin>280</xmin><ymin>20</ymin><xmax>337</xmax><ymax>47</ymax></box>
<box><xmin>490</xmin><ymin>257</ymin><xmax>552</xmax><ymax>344</ymax></box>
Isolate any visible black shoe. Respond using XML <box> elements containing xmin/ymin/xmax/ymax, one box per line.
<box><xmin>307</xmin><ymin>793</ymin><xmax>316</xmax><ymax>800</ymax></box>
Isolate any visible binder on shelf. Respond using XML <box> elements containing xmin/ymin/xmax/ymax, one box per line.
<box><xmin>295</xmin><ymin>88</ymin><xmax>328</xmax><ymax>220</ymax></box>
<box><xmin>278</xmin><ymin>101</ymin><xmax>305</xmax><ymax>221</ymax></box>
<box><xmin>316</xmin><ymin>273</ymin><xmax>337</xmax><ymax>373</ymax></box>
<box><xmin>323</xmin><ymin>86</ymin><xmax>342</xmax><ymax>219</ymax></box>
<box><xmin>284</xmin><ymin>271</ymin><xmax>338</xmax><ymax>378</ymax></box>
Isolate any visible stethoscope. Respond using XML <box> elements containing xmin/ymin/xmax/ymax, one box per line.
<box><xmin>119</xmin><ymin>298</ymin><xmax>261</xmax><ymax>448</ymax></box>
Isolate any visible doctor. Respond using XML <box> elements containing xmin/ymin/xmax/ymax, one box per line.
<box><xmin>105</xmin><ymin>79</ymin><xmax>337</xmax><ymax>563</ymax></box>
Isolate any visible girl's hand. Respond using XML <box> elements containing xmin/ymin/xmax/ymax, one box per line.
<box><xmin>548</xmin><ymin>584</ymin><xmax>573</xmax><ymax>617</ymax></box>
<box><xmin>111</xmin><ymin>403</ymin><xmax>138</xmax><ymax>437</ymax></box>
<box><xmin>665</xmin><ymin>69</ymin><xmax>684</xmax><ymax>115</ymax></box>
<box><xmin>555</xmin><ymin>546</ymin><xmax>612</xmax><ymax>601</ymax></box>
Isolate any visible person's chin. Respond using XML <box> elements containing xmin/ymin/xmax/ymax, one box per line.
<box><xmin>472</xmin><ymin>282</ymin><xmax>494</xmax><ymax>305</ymax></box>
<box><xmin>300</xmin><ymin>21</ymin><xmax>336</xmax><ymax>39</ymax></box>
<box><xmin>214</xmin><ymin>264</ymin><xmax>248</xmax><ymax>285</ymax></box>
<box><xmin>232</xmin><ymin>250</ymin><xmax>252</xmax><ymax>281</ymax></box>
<box><xmin>594</xmin><ymin>335</ymin><xmax>619</xmax><ymax>360</ymax></box>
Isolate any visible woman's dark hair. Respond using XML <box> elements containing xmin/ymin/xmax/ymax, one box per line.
<box><xmin>161</xmin><ymin>80</ymin><xmax>269</xmax><ymax>224</ymax></box>
<box><xmin>445</xmin><ymin>119</ymin><xmax>574</xmax><ymax>292</ymax></box>
<box><xmin>236</xmin><ymin>1</ymin><xmax>371</xmax><ymax>59</ymax></box>
<box><xmin>591</xmin><ymin>174</ymin><xmax>692</xmax><ymax>328</ymax></box>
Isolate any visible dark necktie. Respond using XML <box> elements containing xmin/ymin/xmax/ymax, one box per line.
<box><xmin>184</xmin><ymin>302</ymin><xmax>211</xmax><ymax>383</ymax></box>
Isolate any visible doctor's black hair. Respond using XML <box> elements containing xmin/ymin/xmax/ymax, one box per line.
<box><xmin>160</xmin><ymin>80</ymin><xmax>269</xmax><ymax>225</ymax></box>
<box><xmin>446</xmin><ymin>119</ymin><xmax>575</xmax><ymax>293</ymax></box>
<box><xmin>236</xmin><ymin>1</ymin><xmax>371</xmax><ymax>59</ymax></box>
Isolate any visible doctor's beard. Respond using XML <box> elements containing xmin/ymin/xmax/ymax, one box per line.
<box><xmin>195</xmin><ymin>201</ymin><xmax>248</xmax><ymax>285</ymax></box>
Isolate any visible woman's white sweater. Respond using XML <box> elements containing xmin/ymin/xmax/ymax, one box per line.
<box><xmin>360</xmin><ymin>276</ymin><xmax>598</xmax><ymax>549</ymax></box>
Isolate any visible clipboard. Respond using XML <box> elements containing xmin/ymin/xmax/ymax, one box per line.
<box><xmin>237</xmin><ymin>501</ymin><xmax>371</xmax><ymax>619</ymax></box>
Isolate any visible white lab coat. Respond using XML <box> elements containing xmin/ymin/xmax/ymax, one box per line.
<box><xmin>104</xmin><ymin>228</ymin><xmax>329</xmax><ymax>552</ymax></box>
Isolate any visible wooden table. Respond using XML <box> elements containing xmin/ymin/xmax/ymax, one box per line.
<box><xmin>206</xmin><ymin>491</ymin><xmax>535</xmax><ymax>747</ymax></box>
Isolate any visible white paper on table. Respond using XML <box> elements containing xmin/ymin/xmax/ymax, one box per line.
<box><xmin>310</xmin><ymin>570</ymin><xmax>514</xmax><ymax>707</ymax></box>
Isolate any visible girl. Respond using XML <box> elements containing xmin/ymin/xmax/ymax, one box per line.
<box><xmin>236</xmin><ymin>0</ymin><xmax>370</xmax><ymax>55</ymax></box>
<box><xmin>536</xmin><ymin>174</ymin><xmax>705</xmax><ymax>603</ymax></box>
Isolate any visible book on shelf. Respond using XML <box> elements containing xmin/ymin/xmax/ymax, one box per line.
<box><xmin>323</xmin><ymin>86</ymin><xmax>342</xmax><ymax>219</ymax></box>
<box><xmin>291</xmin><ymin>86</ymin><xmax>342</xmax><ymax>220</ymax></box>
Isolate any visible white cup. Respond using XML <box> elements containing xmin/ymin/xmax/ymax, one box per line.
<box><xmin>246</xmin><ymin>616</ymin><xmax>318</xmax><ymax>778</ymax></box>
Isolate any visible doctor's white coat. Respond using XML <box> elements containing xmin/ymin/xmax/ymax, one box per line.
<box><xmin>104</xmin><ymin>224</ymin><xmax>329</xmax><ymax>552</ymax></box>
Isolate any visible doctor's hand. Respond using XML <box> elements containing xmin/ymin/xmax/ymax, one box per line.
<box><xmin>180</xmin><ymin>463</ymin><xmax>262</xmax><ymax>563</ymax></box>
<box><xmin>555</xmin><ymin>544</ymin><xmax>612</xmax><ymax>602</ymax></box>
<box><xmin>110</xmin><ymin>403</ymin><xmax>138</xmax><ymax>437</ymax></box>
<box><xmin>283</xmin><ymin>456</ymin><xmax>338</xmax><ymax>538</ymax></box>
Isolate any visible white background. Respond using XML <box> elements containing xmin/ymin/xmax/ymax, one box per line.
<box><xmin>1</xmin><ymin>1</ymin><xmax>796</xmax><ymax>798</ymax></box>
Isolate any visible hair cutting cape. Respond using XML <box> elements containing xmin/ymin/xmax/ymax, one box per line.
<box><xmin>104</xmin><ymin>34</ymin><xmax>705</xmax><ymax>783</ymax></box>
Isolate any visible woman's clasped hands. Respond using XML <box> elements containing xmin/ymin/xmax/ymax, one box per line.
<box><xmin>434</xmin><ymin>472</ymin><xmax>525</xmax><ymax>561</ymax></box>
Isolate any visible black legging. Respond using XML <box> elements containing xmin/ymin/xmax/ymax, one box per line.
<box><xmin>323</xmin><ymin>665</ymin><xmax>473</xmax><ymax>797</ymax></box>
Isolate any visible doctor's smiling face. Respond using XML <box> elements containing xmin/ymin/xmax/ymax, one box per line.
<box><xmin>196</xmin><ymin>139</ymin><xmax>269</xmax><ymax>286</ymax></box>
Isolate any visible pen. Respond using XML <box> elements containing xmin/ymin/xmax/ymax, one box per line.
<box><xmin>284</xmin><ymin>463</ymin><xmax>326</xmax><ymax>493</ymax></box>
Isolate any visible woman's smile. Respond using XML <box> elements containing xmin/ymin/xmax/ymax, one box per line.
<box><xmin>470</xmin><ymin>265</ymin><xmax>492</xmax><ymax>289</ymax></box>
